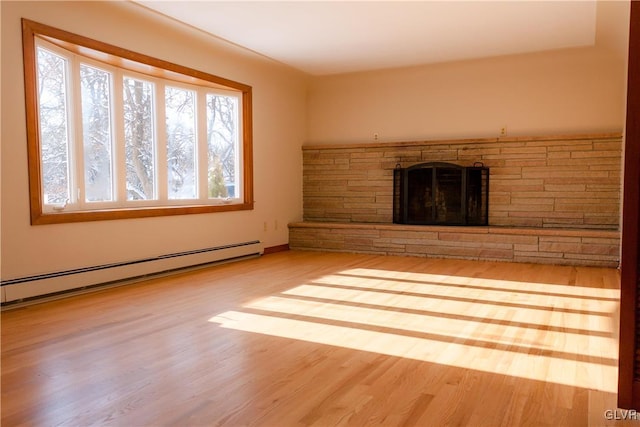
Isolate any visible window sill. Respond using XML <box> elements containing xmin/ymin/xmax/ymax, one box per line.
<box><xmin>31</xmin><ymin>202</ymin><xmax>254</xmax><ymax>225</ymax></box>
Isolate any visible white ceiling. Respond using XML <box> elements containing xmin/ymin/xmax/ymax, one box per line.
<box><xmin>135</xmin><ymin>1</ymin><xmax>598</xmax><ymax>76</ymax></box>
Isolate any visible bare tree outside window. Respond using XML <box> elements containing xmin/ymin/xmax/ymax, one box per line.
<box><xmin>165</xmin><ymin>86</ymin><xmax>197</xmax><ymax>199</ymax></box>
<box><xmin>207</xmin><ymin>94</ymin><xmax>237</xmax><ymax>198</ymax></box>
<box><xmin>123</xmin><ymin>77</ymin><xmax>155</xmax><ymax>200</ymax></box>
<box><xmin>80</xmin><ymin>64</ymin><xmax>113</xmax><ymax>202</ymax></box>
<box><xmin>37</xmin><ymin>47</ymin><xmax>70</xmax><ymax>205</ymax></box>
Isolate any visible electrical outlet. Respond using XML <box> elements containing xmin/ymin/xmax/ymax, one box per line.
<box><xmin>500</xmin><ymin>126</ymin><xmax>507</xmax><ymax>137</ymax></box>
<box><xmin>374</xmin><ymin>133</ymin><xmax>379</xmax><ymax>141</ymax></box>
<box><xmin>263</xmin><ymin>221</ymin><xmax>267</xmax><ymax>231</ymax></box>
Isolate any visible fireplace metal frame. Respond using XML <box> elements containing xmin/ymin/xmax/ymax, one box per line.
<box><xmin>393</xmin><ymin>162</ymin><xmax>489</xmax><ymax>226</ymax></box>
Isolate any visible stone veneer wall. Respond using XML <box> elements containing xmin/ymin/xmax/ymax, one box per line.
<box><xmin>291</xmin><ymin>133</ymin><xmax>622</xmax><ymax>267</ymax></box>
<box><xmin>302</xmin><ymin>133</ymin><xmax>622</xmax><ymax>229</ymax></box>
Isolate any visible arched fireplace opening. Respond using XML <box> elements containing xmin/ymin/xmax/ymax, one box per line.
<box><xmin>393</xmin><ymin>162</ymin><xmax>489</xmax><ymax>226</ymax></box>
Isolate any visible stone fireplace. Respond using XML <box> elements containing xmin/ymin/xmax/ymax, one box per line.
<box><xmin>291</xmin><ymin>133</ymin><xmax>621</xmax><ymax>267</ymax></box>
<box><xmin>393</xmin><ymin>162</ymin><xmax>489</xmax><ymax>226</ymax></box>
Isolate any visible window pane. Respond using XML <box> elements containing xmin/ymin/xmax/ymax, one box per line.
<box><xmin>165</xmin><ymin>86</ymin><xmax>197</xmax><ymax>199</ymax></box>
<box><xmin>80</xmin><ymin>64</ymin><xmax>113</xmax><ymax>202</ymax></box>
<box><xmin>123</xmin><ymin>77</ymin><xmax>155</xmax><ymax>200</ymax></box>
<box><xmin>206</xmin><ymin>94</ymin><xmax>238</xmax><ymax>198</ymax></box>
<box><xmin>37</xmin><ymin>47</ymin><xmax>70</xmax><ymax>205</ymax></box>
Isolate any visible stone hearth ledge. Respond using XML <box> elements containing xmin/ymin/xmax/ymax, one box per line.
<box><xmin>288</xmin><ymin>221</ymin><xmax>620</xmax><ymax>268</ymax></box>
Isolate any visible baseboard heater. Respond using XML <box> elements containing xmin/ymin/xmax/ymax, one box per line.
<box><xmin>1</xmin><ymin>240</ymin><xmax>263</xmax><ymax>304</ymax></box>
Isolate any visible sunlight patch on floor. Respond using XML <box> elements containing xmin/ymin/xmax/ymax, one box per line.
<box><xmin>208</xmin><ymin>269</ymin><xmax>619</xmax><ymax>394</ymax></box>
<box><xmin>282</xmin><ymin>283</ymin><xmax>617</xmax><ymax>333</ymax></box>
<box><xmin>340</xmin><ymin>268</ymin><xmax>620</xmax><ymax>299</ymax></box>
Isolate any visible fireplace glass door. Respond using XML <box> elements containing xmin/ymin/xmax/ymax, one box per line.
<box><xmin>393</xmin><ymin>162</ymin><xmax>488</xmax><ymax>226</ymax></box>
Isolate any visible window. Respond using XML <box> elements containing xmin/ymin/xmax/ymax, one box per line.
<box><xmin>22</xmin><ymin>19</ymin><xmax>253</xmax><ymax>224</ymax></box>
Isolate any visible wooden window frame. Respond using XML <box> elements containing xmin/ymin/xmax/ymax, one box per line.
<box><xmin>22</xmin><ymin>18</ymin><xmax>254</xmax><ymax>225</ymax></box>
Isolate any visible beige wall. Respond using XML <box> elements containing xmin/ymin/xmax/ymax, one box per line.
<box><xmin>1</xmin><ymin>1</ymin><xmax>308</xmax><ymax>280</ymax></box>
<box><xmin>307</xmin><ymin>1</ymin><xmax>630</xmax><ymax>144</ymax></box>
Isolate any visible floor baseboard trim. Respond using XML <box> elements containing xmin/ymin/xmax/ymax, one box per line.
<box><xmin>263</xmin><ymin>244</ymin><xmax>290</xmax><ymax>255</ymax></box>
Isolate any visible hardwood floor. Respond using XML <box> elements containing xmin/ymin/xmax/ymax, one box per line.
<box><xmin>1</xmin><ymin>250</ymin><xmax>625</xmax><ymax>426</ymax></box>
